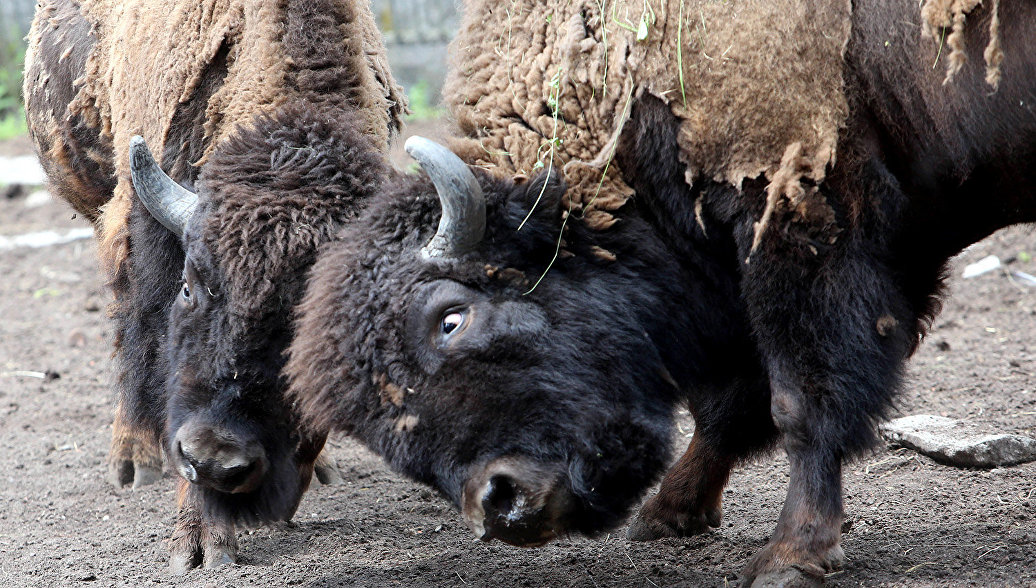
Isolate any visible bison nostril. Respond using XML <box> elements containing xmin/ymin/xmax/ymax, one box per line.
<box><xmin>223</xmin><ymin>460</ymin><xmax>258</xmax><ymax>488</ymax></box>
<box><xmin>483</xmin><ymin>474</ymin><xmax>521</xmax><ymax>521</ymax></box>
<box><xmin>176</xmin><ymin>441</ymin><xmax>199</xmax><ymax>482</ymax></box>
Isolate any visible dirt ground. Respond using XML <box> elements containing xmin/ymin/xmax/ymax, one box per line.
<box><xmin>1</xmin><ymin>132</ymin><xmax>1034</xmax><ymax>587</ymax></box>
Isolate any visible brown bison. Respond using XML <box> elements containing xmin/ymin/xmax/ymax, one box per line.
<box><xmin>286</xmin><ymin>1</ymin><xmax>1035</xmax><ymax>586</ymax></box>
<box><xmin>23</xmin><ymin>0</ymin><xmax>405</xmax><ymax>572</ymax></box>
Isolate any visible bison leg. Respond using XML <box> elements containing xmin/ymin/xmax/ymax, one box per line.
<box><xmin>313</xmin><ymin>450</ymin><xmax>344</xmax><ymax>485</ymax></box>
<box><xmin>738</xmin><ymin>381</ymin><xmax>847</xmax><ymax>587</ymax></box>
<box><xmin>626</xmin><ymin>432</ymin><xmax>732</xmax><ymax>540</ymax></box>
<box><xmin>169</xmin><ymin>479</ymin><xmax>238</xmax><ymax>574</ymax></box>
<box><xmin>735</xmin><ymin>228</ymin><xmax>916</xmax><ymax>586</ymax></box>
<box><xmin>107</xmin><ymin>404</ymin><xmax>164</xmax><ymax>488</ymax></box>
<box><xmin>629</xmin><ymin>371</ymin><xmax>776</xmax><ymax>541</ymax></box>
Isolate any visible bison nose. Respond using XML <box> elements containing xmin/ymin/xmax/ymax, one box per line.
<box><xmin>482</xmin><ymin>474</ymin><xmax>522</xmax><ymax>524</ymax></box>
<box><xmin>462</xmin><ymin>458</ymin><xmax>570</xmax><ymax>547</ymax></box>
<box><xmin>173</xmin><ymin>424</ymin><xmax>268</xmax><ymax>494</ymax></box>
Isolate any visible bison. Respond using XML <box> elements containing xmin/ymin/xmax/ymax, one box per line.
<box><xmin>286</xmin><ymin>1</ymin><xmax>1035</xmax><ymax>586</ymax></box>
<box><xmin>23</xmin><ymin>0</ymin><xmax>405</xmax><ymax>572</ymax></box>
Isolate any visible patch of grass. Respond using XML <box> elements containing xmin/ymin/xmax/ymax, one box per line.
<box><xmin>405</xmin><ymin>80</ymin><xmax>444</xmax><ymax>121</ymax></box>
<box><xmin>0</xmin><ymin>30</ymin><xmax>27</xmax><ymax>140</ymax></box>
<box><xmin>0</xmin><ymin>109</ymin><xmax>27</xmax><ymax>140</ymax></box>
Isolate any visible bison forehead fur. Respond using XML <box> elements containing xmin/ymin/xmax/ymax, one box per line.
<box><xmin>192</xmin><ymin>103</ymin><xmax>385</xmax><ymax>334</ymax></box>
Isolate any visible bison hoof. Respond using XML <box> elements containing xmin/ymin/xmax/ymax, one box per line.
<box><xmin>107</xmin><ymin>458</ymin><xmax>163</xmax><ymax>488</ymax></box>
<box><xmin>743</xmin><ymin>567</ymin><xmax>824</xmax><ymax>588</ymax></box>
<box><xmin>169</xmin><ymin>536</ymin><xmax>238</xmax><ymax>575</ymax></box>
<box><xmin>314</xmin><ymin>453</ymin><xmax>344</xmax><ymax>485</ymax></box>
<box><xmin>169</xmin><ymin>547</ymin><xmax>201</xmax><ymax>576</ymax></box>
<box><xmin>626</xmin><ymin>501</ymin><xmax>721</xmax><ymax>541</ymax></box>
<box><xmin>740</xmin><ymin>543</ymin><xmax>843</xmax><ymax>588</ymax></box>
<box><xmin>203</xmin><ymin>545</ymin><xmax>237</xmax><ymax>569</ymax></box>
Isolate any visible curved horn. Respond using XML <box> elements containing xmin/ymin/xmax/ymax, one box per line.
<box><xmin>129</xmin><ymin>135</ymin><xmax>198</xmax><ymax>238</ymax></box>
<box><xmin>405</xmin><ymin>136</ymin><xmax>485</xmax><ymax>259</ymax></box>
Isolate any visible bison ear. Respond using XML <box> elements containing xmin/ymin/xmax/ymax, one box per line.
<box><xmin>514</xmin><ymin>169</ymin><xmax>566</xmax><ymax>230</ymax></box>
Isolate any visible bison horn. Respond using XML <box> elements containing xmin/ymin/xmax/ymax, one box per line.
<box><xmin>405</xmin><ymin>136</ymin><xmax>485</xmax><ymax>259</ymax></box>
<box><xmin>129</xmin><ymin>135</ymin><xmax>198</xmax><ymax>239</ymax></box>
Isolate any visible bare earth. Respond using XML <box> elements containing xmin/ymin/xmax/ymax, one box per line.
<box><xmin>1</xmin><ymin>134</ymin><xmax>1034</xmax><ymax>587</ymax></box>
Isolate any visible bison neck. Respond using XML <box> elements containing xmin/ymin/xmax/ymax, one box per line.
<box><xmin>611</xmin><ymin>95</ymin><xmax>768</xmax><ymax>403</ymax></box>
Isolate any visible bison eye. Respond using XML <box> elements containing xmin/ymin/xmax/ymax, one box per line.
<box><xmin>441</xmin><ymin>311</ymin><xmax>465</xmax><ymax>335</ymax></box>
<box><xmin>181</xmin><ymin>282</ymin><xmax>191</xmax><ymax>300</ymax></box>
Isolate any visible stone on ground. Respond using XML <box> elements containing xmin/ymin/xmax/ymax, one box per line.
<box><xmin>880</xmin><ymin>414</ymin><xmax>1036</xmax><ymax>468</ymax></box>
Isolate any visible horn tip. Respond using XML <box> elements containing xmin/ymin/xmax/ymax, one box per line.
<box><xmin>129</xmin><ymin>136</ymin><xmax>152</xmax><ymax>167</ymax></box>
<box><xmin>404</xmin><ymin>135</ymin><xmax>433</xmax><ymax>158</ymax></box>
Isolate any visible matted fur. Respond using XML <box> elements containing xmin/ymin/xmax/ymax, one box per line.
<box><xmin>921</xmin><ymin>0</ymin><xmax>1003</xmax><ymax>88</ymax></box>
<box><xmin>444</xmin><ymin>0</ymin><xmax>852</xmax><ymax>236</ymax></box>
<box><xmin>195</xmin><ymin>103</ymin><xmax>387</xmax><ymax>339</ymax></box>
<box><xmin>35</xmin><ymin>0</ymin><xmax>405</xmax><ymax>285</ymax></box>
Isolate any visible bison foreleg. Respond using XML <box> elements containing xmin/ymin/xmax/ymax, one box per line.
<box><xmin>169</xmin><ymin>479</ymin><xmax>238</xmax><ymax>574</ymax></box>
<box><xmin>626</xmin><ymin>431</ymin><xmax>732</xmax><ymax>540</ymax></box>
<box><xmin>107</xmin><ymin>403</ymin><xmax>163</xmax><ymax>488</ymax></box>
<box><xmin>734</xmin><ymin>225</ymin><xmax>915</xmax><ymax>586</ymax></box>
<box><xmin>629</xmin><ymin>369</ymin><xmax>776</xmax><ymax>542</ymax></box>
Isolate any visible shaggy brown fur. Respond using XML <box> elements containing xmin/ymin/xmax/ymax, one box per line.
<box><xmin>444</xmin><ymin>0</ymin><xmax>851</xmax><ymax>240</ymax></box>
<box><xmin>921</xmin><ymin>0</ymin><xmax>1004</xmax><ymax>88</ymax></box>
<box><xmin>27</xmin><ymin>0</ymin><xmax>405</xmax><ymax>288</ymax></box>
<box><xmin>195</xmin><ymin>102</ymin><xmax>386</xmax><ymax>341</ymax></box>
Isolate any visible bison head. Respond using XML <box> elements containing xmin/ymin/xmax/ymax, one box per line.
<box><xmin>287</xmin><ymin>138</ymin><xmax>688</xmax><ymax>545</ymax></box>
<box><xmin>128</xmin><ymin>105</ymin><xmax>381</xmax><ymax>522</ymax></box>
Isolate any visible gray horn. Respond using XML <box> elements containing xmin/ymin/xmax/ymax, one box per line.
<box><xmin>405</xmin><ymin>136</ymin><xmax>485</xmax><ymax>258</ymax></box>
<box><xmin>129</xmin><ymin>135</ymin><xmax>198</xmax><ymax>238</ymax></box>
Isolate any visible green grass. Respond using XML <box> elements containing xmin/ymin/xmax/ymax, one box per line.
<box><xmin>0</xmin><ymin>109</ymin><xmax>27</xmax><ymax>140</ymax></box>
<box><xmin>0</xmin><ymin>30</ymin><xmax>27</xmax><ymax>141</ymax></box>
<box><xmin>405</xmin><ymin>80</ymin><xmax>444</xmax><ymax>121</ymax></box>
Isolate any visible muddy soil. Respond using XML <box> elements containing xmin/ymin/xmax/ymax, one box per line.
<box><xmin>1</xmin><ymin>134</ymin><xmax>1034</xmax><ymax>587</ymax></box>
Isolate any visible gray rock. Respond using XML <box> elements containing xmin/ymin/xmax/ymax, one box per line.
<box><xmin>879</xmin><ymin>415</ymin><xmax>1036</xmax><ymax>468</ymax></box>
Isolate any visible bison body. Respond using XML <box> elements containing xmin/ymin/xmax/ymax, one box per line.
<box><xmin>24</xmin><ymin>0</ymin><xmax>404</xmax><ymax>572</ymax></box>
<box><xmin>288</xmin><ymin>1</ymin><xmax>1036</xmax><ymax>585</ymax></box>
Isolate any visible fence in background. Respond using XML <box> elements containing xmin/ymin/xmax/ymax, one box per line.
<box><xmin>1</xmin><ymin>0</ymin><xmax>36</xmax><ymax>41</ymax></box>
<box><xmin>371</xmin><ymin>0</ymin><xmax>458</xmax><ymax>100</ymax></box>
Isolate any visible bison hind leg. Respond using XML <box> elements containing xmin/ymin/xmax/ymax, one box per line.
<box><xmin>629</xmin><ymin>371</ymin><xmax>776</xmax><ymax>542</ymax></box>
<box><xmin>313</xmin><ymin>450</ymin><xmax>344</xmax><ymax>485</ymax></box>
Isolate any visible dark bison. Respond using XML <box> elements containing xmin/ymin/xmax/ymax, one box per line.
<box><xmin>23</xmin><ymin>0</ymin><xmax>404</xmax><ymax>572</ymax></box>
<box><xmin>286</xmin><ymin>1</ymin><xmax>1035</xmax><ymax>586</ymax></box>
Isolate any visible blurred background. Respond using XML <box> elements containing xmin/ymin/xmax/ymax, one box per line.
<box><xmin>0</xmin><ymin>0</ymin><xmax>457</xmax><ymax>158</ymax></box>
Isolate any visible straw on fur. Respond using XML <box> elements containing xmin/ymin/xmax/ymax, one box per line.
<box><xmin>921</xmin><ymin>0</ymin><xmax>1003</xmax><ymax>89</ymax></box>
<box><xmin>444</xmin><ymin>0</ymin><xmax>852</xmax><ymax>242</ymax></box>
